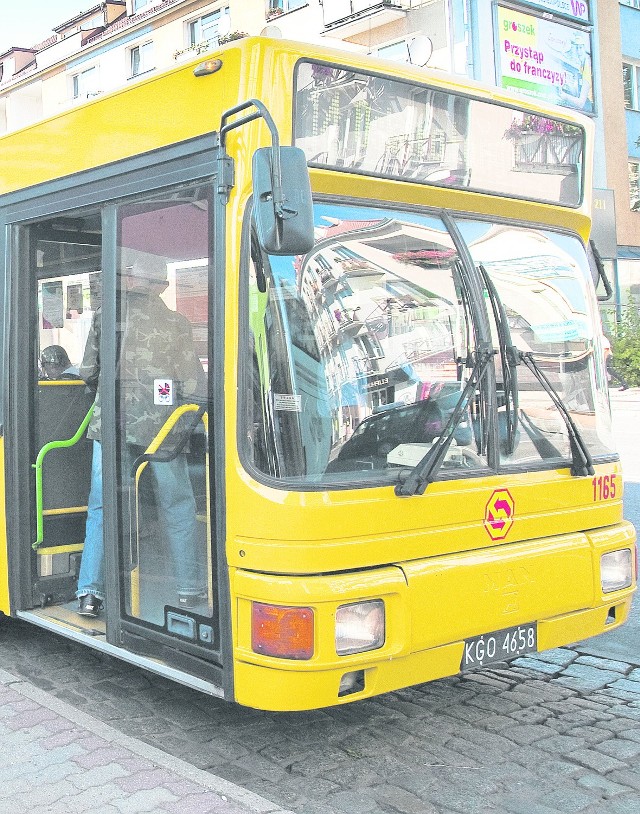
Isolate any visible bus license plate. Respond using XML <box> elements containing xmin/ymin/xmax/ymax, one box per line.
<box><xmin>461</xmin><ymin>623</ymin><xmax>537</xmax><ymax>671</ymax></box>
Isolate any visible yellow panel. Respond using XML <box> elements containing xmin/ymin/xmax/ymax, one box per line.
<box><xmin>38</xmin><ymin>380</ymin><xmax>85</xmax><ymax>386</ymax></box>
<box><xmin>231</xmin><ymin>522</ymin><xmax>635</xmax><ymax>709</ymax></box>
<box><xmin>233</xmin><ymin>595</ymin><xmax>635</xmax><ymax>711</ymax></box>
<box><xmin>36</xmin><ymin>544</ymin><xmax>83</xmax><ymax>556</ymax></box>
<box><xmin>42</xmin><ymin>507</ymin><xmax>88</xmax><ymax>516</ymax></box>
<box><xmin>538</xmin><ymin>601</ymin><xmax>632</xmax><ymax>651</ymax></box>
<box><xmin>225</xmin><ymin>463</ymin><xmax>625</xmax><ymax>575</ymax></box>
<box><xmin>402</xmin><ymin>534</ymin><xmax>594</xmax><ymax>651</ymax></box>
<box><xmin>234</xmin><ymin>643</ymin><xmax>459</xmax><ymax>712</ymax></box>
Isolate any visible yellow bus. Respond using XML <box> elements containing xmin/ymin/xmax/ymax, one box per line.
<box><xmin>0</xmin><ymin>36</ymin><xmax>635</xmax><ymax>711</ymax></box>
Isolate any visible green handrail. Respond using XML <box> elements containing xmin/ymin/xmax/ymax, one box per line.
<box><xmin>32</xmin><ymin>403</ymin><xmax>95</xmax><ymax>550</ymax></box>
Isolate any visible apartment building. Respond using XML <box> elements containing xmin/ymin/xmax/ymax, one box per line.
<box><xmin>0</xmin><ymin>0</ymin><xmax>263</xmax><ymax>132</ymax></box>
<box><xmin>0</xmin><ymin>1</ymin><xmax>482</xmax><ymax>135</ymax></box>
<box><xmin>596</xmin><ymin>0</ymin><xmax>640</xmax><ymax>320</ymax></box>
<box><xmin>0</xmin><ymin>0</ymin><xmax>638</xmax><ymax>312</ymax></box>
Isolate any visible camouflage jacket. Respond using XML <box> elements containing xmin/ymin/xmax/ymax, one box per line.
<box><xmin>80</xmin><ymin>291</ymin><xmax>206</xmax><ymax>448</ymax></box>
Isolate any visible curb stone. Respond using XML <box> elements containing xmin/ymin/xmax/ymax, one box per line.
<box><xmin>0</xmin><ymin>666</ymin><xmax>294</xmax><ymax>814</ymax></box>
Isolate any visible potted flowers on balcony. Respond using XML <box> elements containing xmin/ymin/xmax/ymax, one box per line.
<box><xmin>504</xmin><ymin>114</ymin><xmax>582</xmax><ymax>170</ymax></box>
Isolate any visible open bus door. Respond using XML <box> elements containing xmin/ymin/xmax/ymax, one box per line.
<box><xmin>1</xmin><ymin>95</ymin><xmax>314</xmax><ymax>703</ymax></box>
<box><xmin>3</xmin><ymin>143</ymin><xmax>230</xmax><ymax>697</ymax></box>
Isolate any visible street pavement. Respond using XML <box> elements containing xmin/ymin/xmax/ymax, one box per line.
<box><xmin>0</xmin><ymin>388</ymin><xmax>639</xmax><ymax>814</ymax></box>
<box><xmin>0</xmin><ymin>665</ymin><xmax>292</xmax><ymax>814</ymax></box>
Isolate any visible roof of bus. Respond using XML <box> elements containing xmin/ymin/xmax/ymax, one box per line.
<box><xmin>0</xmin><ymin>35</ymin><xmax>593</xmax><ymax>231</ymax></box>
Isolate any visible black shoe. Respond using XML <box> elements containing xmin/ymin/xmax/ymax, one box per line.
<box><xmin>78</xmin><ymin>594</ymin><xmax>102</xmax><ymax>617</ymax></box>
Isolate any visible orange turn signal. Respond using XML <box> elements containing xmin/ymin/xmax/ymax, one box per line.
<box><xmin>251</xmin><ymin>602</ymin><xmax>314</xmax><ymax>660</ymax></box>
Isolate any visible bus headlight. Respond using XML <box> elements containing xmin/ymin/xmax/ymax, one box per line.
<box><xmin>601</xmin><ymin>549</ymin><xmax>633</xmax><ymax>593</ymax></box>
<box><xmin>335</xmin><ymin>600</ymin><xmax>385</xmax><ymax>655</ymax></box>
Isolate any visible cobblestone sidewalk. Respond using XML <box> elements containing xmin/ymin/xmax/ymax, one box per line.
<box><xmin>0</xmin><ymin>667</ymin><xmax>292</xmax><ymax>814</ymax></box>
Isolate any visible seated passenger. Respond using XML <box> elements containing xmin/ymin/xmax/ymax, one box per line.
<box><xmin>40</xmin><ymin>345</ymin><xmax>81</xmax><ymax>380</ymax></box>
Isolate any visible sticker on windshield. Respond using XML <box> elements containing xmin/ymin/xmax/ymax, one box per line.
<box><xmin>274</xmin><ymin>393</ymin><xmax>302</xmax><ymax>412</ymax></box>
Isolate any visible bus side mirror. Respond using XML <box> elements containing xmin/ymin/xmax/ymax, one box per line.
<box><xmin>252</xmin><ymin>146</ymin><xmax>315</xmax><ymax>256</ymax></box>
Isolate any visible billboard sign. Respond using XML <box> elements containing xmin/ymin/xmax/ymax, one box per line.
<box><xmin>518</xmin><ymin>0</ymin><xmax>590</xmax><ymax>23</ymax></box>
<box><xmin>497</xmin><ymin>6</ymin><xmax>594</xmax><ymax>113</ymax></box>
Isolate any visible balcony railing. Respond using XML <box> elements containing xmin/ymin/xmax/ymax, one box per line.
<box><xmin>323</xmin><ymin>0</ymin><xmax>411</xmax><ymax>32</ymax></box>
<box><xmin>512</xmin><ymin>133</ymin><xmax>583</xmax><ymax>175</ymax></box>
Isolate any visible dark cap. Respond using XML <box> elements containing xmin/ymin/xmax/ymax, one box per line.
<box><xmin>40</xmin><ymin>345</ymin><xmax>71</xmax><ymax>369</ymax></box>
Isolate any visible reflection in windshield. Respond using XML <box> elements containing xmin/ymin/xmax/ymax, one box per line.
<box><xmin>247</xmin><ymin>205</ymin><xmax>487</xmax><ymax>484</ymax></box>
<box><xmin>244</xmin><ymin>205</ymin><xmax>614</xmax><ymax>489</ymax></box>
<box><xmin>294</xmin><ymin>62</ymin><xmax>584</xmax><ymax>206</ymax></box>
<box><xmin>457</xmin><ymin>220</ymin><xmax>614</xmax><ymax>466</ymax></box>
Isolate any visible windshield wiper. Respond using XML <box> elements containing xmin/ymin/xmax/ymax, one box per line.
<box><xmin>395</xmin><ymin>344</ymin><xmax>494</xmax><ymax>497</ymax></box>
<box><xmin>518</xmin><ymin>409</ymin><xmax>563</xmax><ymax>460</ymax></box>
<box><xmin>518</xmin><ymin>352</ymin><xmax>594</xmax><ymax>477</ymax></box>
<box><xmin>477</xmin><ymin>264</ymin><xmax>519</xmax><ymax>455</ymax></box>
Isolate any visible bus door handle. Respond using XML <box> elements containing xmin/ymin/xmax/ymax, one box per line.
<box><xmin>128</xmin><ymin>404</ymin><xmax>208</xmax><ymax>574</ymax></box>
<box><xmin>32</xmin><ymin>404</ymin><xmax>95</xmax><ymax>549</ymax></box>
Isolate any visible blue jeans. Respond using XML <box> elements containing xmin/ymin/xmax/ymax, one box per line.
<box><xmin>77</xmin><ymin>440</ymin><xmax>203</xmax><ymax>601</ymax></box>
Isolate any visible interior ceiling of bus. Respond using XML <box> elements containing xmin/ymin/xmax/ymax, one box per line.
<box><xmin>34</xmin><ymin>200</ymin><xmax>209</xmax><ymax>266</ymax></box>
<box><xmin>121</xmin><ymin>203</ymin><xmax>208</xmax><ymax>261</ymax></box>
<box><xmin>37</xmin><ymin>215</ymin><xmax>101</xmax><ymax>247</ymax></box>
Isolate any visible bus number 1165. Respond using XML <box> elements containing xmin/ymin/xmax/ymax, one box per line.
<box><xmin>592</xmin><ymin>474</ymin><xmax>617</xmax><ymax>501</ymax></box>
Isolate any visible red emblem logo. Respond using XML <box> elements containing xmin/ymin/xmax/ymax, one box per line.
<box><xmin>484</xmin><ymin>488</ymin><xmax>515</xmax><ymax>540</ymax></box>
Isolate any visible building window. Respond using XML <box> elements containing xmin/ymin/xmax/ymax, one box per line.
<box><xmin>267</xmin><ymin>0</ymin><xmax>307</xmax><ymax>15</ymax></box>
<box><xmin>71</xmin><ymin>66</ymin><xmax>99</xmax><ymax>100</ymax></box>
<box><xmin>620</xmin><ymin>0</ymin><xmax>640</xmax><ymax>8</ymax></box>
<box><xmin>133</xmin><ymin>0</ymin><xmax>153</xmax><ymax>11</ymax></box>
<box><xmin>189</xmin><ymin>7</ymin><xmax>230</xmax><ymax>48</ymax></box>
<box><xmin>81</xmin><ymin>12</ymin><xmax>104</xmax><ymax>29</ymax></box>
<box><xmin>630</xmin><ymin>162</ymin><xmax>640</xmax><ymax>211</ymax></box>
<box><xmin>623</xmin><ymin>63</ymin><xmax>640</xmax><ymax>110</ymax></box>
<box><xmin>130</xmin><ymin>41</ymin><xmax>154</xmax><ymax>77</ymax></box>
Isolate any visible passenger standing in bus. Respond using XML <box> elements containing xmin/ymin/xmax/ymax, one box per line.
<box><xmin>76</xmin><ymin>253</ymin><xmax>207</xmax><ymax>617</ymax></box>
<box><xmin>603</xmin><ymin>335</ymin><xmax>629</xmax><ymax>391</ymax></box>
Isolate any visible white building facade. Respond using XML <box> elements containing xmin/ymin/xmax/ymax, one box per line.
<box><xmin>0</xmin><ymin>1</ymin><xmax>471</xmax><ymax>137</ymax></box>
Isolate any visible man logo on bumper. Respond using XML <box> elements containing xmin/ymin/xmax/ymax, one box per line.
<box><xmin>484</xmin><ymin>488</ymin><xmax>515</xmax><ymax>540</ymax></box>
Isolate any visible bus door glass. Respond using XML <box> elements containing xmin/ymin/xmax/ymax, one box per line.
<box><xmin>114</xmin><ymin>185</ymin><xmax>215</xmax><ymax>641</ymax></box>
<box><xmin>245</xmin><ymin>203</ymin><xmax>489</xmax><ymax>487</ymax></box>
<box><xmin>456</xmin><ymin>220</ymin><xmax>616</xmax><ymax>467</ymax></box>
<box><xmin>32</xmin><ymin>213</ymin><xmax>101</xmax><ymax>609</ymax></box>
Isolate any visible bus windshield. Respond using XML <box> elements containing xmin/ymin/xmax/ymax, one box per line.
<box><xmin>294</xmin><ymin>62</ymin><xmax>585</xmax><ymax>207</ymax></box>
<box><xmin>244</xmin><ymin>203</ymin><xmax>614</xmax><ymax>488</ymax></box>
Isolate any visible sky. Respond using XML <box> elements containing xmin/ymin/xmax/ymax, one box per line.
<box><xmin>1</xmin><ymin>1</ymin><xmax>96</xmax><ymax>53</ymax></box>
